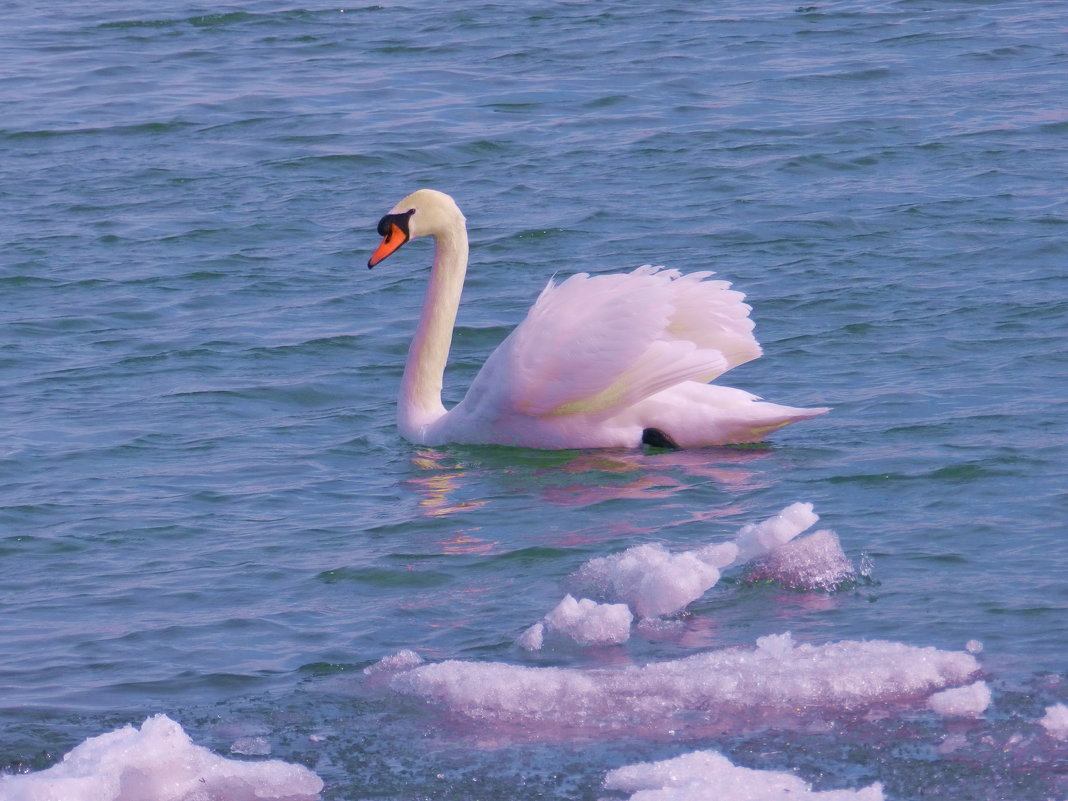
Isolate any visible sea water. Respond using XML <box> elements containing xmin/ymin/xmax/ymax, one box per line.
<box><xmin>1</xmin><ymin>1</ymin><xmax>1066</xmax><ymax>799</ymax></box>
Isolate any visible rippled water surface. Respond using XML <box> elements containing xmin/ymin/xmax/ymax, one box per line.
<box><xmin>2</xmin><ymin>1</ymin><xmax>1066</xmax><ymax>799</ymax></box>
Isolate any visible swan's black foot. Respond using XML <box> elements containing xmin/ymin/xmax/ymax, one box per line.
<box><xmin>642</xmin><ymin>427</ymin><xmax>680</xmax><ymax>450</ymax></box>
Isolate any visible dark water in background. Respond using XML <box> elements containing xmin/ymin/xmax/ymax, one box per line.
<box><xmin>1</xmin><ymin>1</ymin><xmax>1066</xmax><ymax>798</ymax></box>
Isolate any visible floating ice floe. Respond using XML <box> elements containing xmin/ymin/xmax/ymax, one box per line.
<box><xmin>731</xmin><ymin>502</ymin><xmax>821</xmax><ymax>564</ymax></box>
<box><xmin>928</xmin><ymin>680</ymin><xmax>991</xmax><ymax>718</ymax></box>
<box><xmin>517</xmin><ymin>594</ymin><xmax>633</xmax><ymax>650</ymax></box>
<box><xmin>0</xmin><ymin>714</ymin><xmax>323</xmax><ymax>801</ymax></box>
<box><xmin>743</xmin><ymin>528</ymin><xmax>856</xmax><ymax>591</ymax></box>
<box><xmin>1038</xmin><ymin>703</ymin><xmax>1068</xmax><ymax>741</ymax></box>
<box><xmin>378</xmin><ymin>633</ymin><xmax>980</xmax><ymax>734</ymax></box>
<box><xmin>603</xmin><ymin>749</ymin><xmax>884</xmax><ymax>801</ymax></box>
<box><xmin>567</xmin><ymin>502</ymin><xmax>836</xmax><ymax>620</ymax></box>
<box><xmin>569</xmin><ymin>541</ymin><xmax>727</xmax><ymax>619</ymax></box>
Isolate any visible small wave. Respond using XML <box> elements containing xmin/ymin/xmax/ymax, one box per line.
<box><xmin>98</xmin><ymin>11</ymin><xmax>264</xmax><ymax>30</ymax></box>
<box><xmin>317</xmin><ymin>566</ymin><xmax>453</xmax><ymax>589</ymax></box>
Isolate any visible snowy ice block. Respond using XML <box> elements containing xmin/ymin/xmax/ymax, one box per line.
<box><xmin>568</xmin><ymin>542</ymin><xmax>722</xmax><ymax>619</ymax></box>
<box><xmin>927</xmin><ymin>680</ymin><xmax>991</xmax><ymax>718</ymax></box>
<box><xmin>604</xmin><ymin>749</ymin><xmax>884</xmax><ymax>801</ymax></box>
<box><xmin>1039</xmin><ymin>703</ymin><xmax>1068</xmax><ymax>740</ymax></box>
<box><xmin>566</xmin><ymin>502</ymin><xmax>824</xmax><ymax>619</ymax></box>
<box><xmin>0</xmin><ymin>714</ymin><xmax>323</xmax><ymax>801</ymax></box>
<box><xmin>744</xmin><ymin>528</ymin><xmax>856</xmax><ymax>590</ymax></box>
<box><xmin>731</xmin><ymin>501</ymin><xmax>819</xmax><ymax>564</ymax></box>
<box><xmin>518</xmin><ymin>594</ymin><xmax>633</xmax><ymax>650</ymax></box>
<box><xmin>388</xmin><ymin>634</ymin><xmax>980</xmax><ymax>731</ymax></box>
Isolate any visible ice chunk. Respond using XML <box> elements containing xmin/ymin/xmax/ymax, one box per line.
<box><xmin>542</xmin><ymin>595</ymin><xmax>633</xmax><ymax>647</ymax></box>
<box><xmin>928</xmin><ymin>681</ymin><xmax>991</xmax><ymax>717</ymax></box>
<box><xmin>566</xmin><ymin>503</ymin><xmax>824</xmax><ymax>618</ymax></box>
<box><xmin>387</xmin><ymin>635</ymin><xmax>980</xmax><ymax>733</ymax></box>
<box><xmin>0</xmin><ymin>714</ymin><xmax>323</xmax><ymax>801</ymax></box>
<box><xmin>744</xmin><ymin>529</ymin><xmax>856</xmax><ymax>590</ymax></box>
<box><xmin>517</xmin><ymin>622</ymin><xmax>545</xmax><ymax>650</ymax></box>
<box><xmin>755</xmin><ymin>631</ymin><xmax>797</xmax><ymax>658</ymax></box>
<box><xmin>1038</xmin><ymin>703</ymin><xmax>1068</xmax><ymax>740</ymax></box>
<box><xmin>603</xmin><ymin>749</ymin><xmax>884</xmax><ymax>800</ymax></box>
<box><xmin>693</xmin><ymin>540</ymin><xmax>739</xmax><ymax>568</ymax></box>
<box><xmin>519</xmin><ymin>594</ymin><xmax>633</xmax><ymax>650</ymax></box>
<box><xmin>568</xmin><ymin>543</ymin><xmax>722</xmax><ymax>618</ymax></box>
<box><xmin>731</xmin><ymin>502</ymin><xmax>819</xmax><ymax>564</ymax></box>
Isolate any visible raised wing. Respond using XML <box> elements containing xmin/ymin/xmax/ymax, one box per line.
<box><xmin>463</xmin><ymin>265</ymin><xmax>762</xmax><ymax>421</ymax></box>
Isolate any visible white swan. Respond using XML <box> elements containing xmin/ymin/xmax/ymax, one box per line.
<box><xmin>368</xmin><ymin>189</ymin><xmax>827</xmax><ymax>449</ymax></box>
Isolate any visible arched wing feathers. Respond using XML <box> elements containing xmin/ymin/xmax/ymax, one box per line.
<box><xmin>465</xmin><ymin>265</ymin><xmax>762</xmax><ymax>421</ymax></box>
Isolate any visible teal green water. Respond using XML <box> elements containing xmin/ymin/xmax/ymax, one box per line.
<box><xmin>2</xmin><ymin>1</ymin><xmax>1066</xmax><ymax>798</ymax></box>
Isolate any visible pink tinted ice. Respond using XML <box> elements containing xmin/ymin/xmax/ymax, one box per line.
<box><xmin>744</xmin><ymin>529</ymin><xmax>856</xmax><ymax>591</ymax></box>
<box><xmin>927</xmin><ymin>681</ymin><xmax>991</xmax><ymax>718</ymax></box>
<box><xmin>604</xmin><ymin>749</ymin><xmax>884</xmax><ymax>801</ymax></box>
<box><xmin>0</xmin><ymin>714</ymin><xmax>323</xmax><ymax>801</ymax></box>
<box><xmin>387</xmin><ymin>633</ymin><xmax>980</xmax><ymax>733</ymax></box>
<box><xmin>1039</xmin><ymin>703</ymin><xmax>1068</xmax><ymax>740</ymax></box>
<box><xmin>568</xmin><ymin>502</ymin><xmax>821</xmax><ymax>619</ymax></box>
<box><xmin>518</xmin><ymin>594</ymin><xmax>633</xmax><ymax>650</ymax></box>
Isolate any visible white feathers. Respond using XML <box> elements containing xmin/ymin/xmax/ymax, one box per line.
<box><xmin>500</xmin><ymin>266</ymin><xmax>755</xmax><ymax>420</ymax></box>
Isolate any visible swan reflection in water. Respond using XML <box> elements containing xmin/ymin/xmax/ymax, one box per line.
<box><xmin>542</xmin><ymin>446</ymin><xmax>771</xmax><ymax>512</ymax></box>
<box><xmin>404</xmin><ymin>445</ymin><xmax>773</xmax><ymax>532</ymax></box>
<box><xmin>405</xmin><ymin>449</ymin><xmax>489</xmax><ymax>519</ymax></box>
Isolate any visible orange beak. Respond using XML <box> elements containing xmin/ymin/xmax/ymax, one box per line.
<box><xmin>368</xmin><ymin>222</ymin><xmax>409</xmax><ymax>268</ymax></box>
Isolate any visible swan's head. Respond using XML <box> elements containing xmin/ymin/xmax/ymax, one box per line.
<box><xmin>368</xmin><ymin>189</ymin><xmax>466</xmax><ymax>268</ymax></box>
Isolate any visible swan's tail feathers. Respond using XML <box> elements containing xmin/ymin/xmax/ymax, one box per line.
<box><xmin>742</xmin><ymin>403</ymin><xmax>829</xmax><ymax>440</ymax></box>
<box><xmin>632</xmin><ymin>384</ymin><xmax>829</xmax><ymax>448</ymax></box>
<box><xmin>715</xmin><ymin>401</ymin><xmax>830</xmax><ymax>445</ymax></box>
<box><xmin>790</xmin><ymin>405</ymin><xmax>831</xmax><ymax>420</ymax></box>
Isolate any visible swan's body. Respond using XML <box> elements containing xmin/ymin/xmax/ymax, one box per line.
<box><xmin>369</xmin><ymin>189</ymin><xmax>827</xmax><ymax>449</ymax></box>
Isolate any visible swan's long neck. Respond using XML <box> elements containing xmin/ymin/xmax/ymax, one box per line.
<box><xmin>398</xmin><ymin>224</ymin><xmax>468</xmax><ymax>441</ymax></box>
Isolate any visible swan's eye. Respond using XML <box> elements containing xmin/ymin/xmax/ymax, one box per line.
<box><xmin>376</xmin><ymin>209</ymin><xmax>416</xmax><ymax>240</ymax></box>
